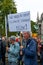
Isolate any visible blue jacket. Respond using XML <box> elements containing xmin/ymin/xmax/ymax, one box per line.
<box><xmin>8</xmin><ymin>42</ymin><xmax>20</xmax><ymax>63</ymax></box>
<box><xmin>22</xmin><ymin>38</ymin><xmax>38</xmax><ymax>65</ymax></box>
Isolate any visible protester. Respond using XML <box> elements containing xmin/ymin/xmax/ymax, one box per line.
<box><xmin>37</xmin><ymin>38</ymin><xmax>42</xmax><ymax>64</ymax></box>
<box><xmin>40</xmin><ymin>43</ymin><xmax>43</xmax><ymax>65</ymax></box>
<box><xmin>1</xmin><ymin>37</ymin><xmax>6</xmax><ymax>65</ymax></box>
<box><xmin>18</xmin><ymin>35</ymin><xmax>25</xmax><ymax>65</ymax></box>
<box><xmin>0</xmin><ymin>37</ymin><xmax>2</xmax><ymax>65</ymax></box>
<box><xmin>37</xmin><ymin>38</ymin><xmax>41</xmax><ymax>55</ymax></box>
<box><xmin>20</xmin><ymin>32</ymin><xmax>38</xmax><ymax>65</ymax></box>
<box><xmin>6</xmin><ymin>36</ymin><xmax>20</xmax><ymax>65</ymax></box>
<box><xmin>7</xmin><ymin>37</ymin><xmax>11</xmax><ymax>48</ymax></box>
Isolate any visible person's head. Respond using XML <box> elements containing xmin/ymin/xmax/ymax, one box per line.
<box><xmin>10</xmin><ymin>36</ymin><xmax>16</xmax><ymax>44</ymax></box>
<box><xmin>37</xmin><ymin>38</ymin><xmax>41</xmax><ymax>44</ymax></box>
<box><xmin>23</xmin><ymin>32</ymin><xmax>31</xmax><ymax>40</ymax></box>
<box><xmin>2</xmin><ymin>37</ymin><xmax>5</xmax><ymax>41</ymax></box>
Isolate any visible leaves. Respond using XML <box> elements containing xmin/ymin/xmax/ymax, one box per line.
<box><xmin>31</xmin><ymin>20</ymin><xmax>38</xmax><ymax>33</ymax></box>
<box><xmin>1</xmin><ymin>0</ymin><xmax>17</xmax><ymax>15</ymax></box>
<box><xmin>0</xmin><ymin>0</ymin><xmax>17</xmax><ymax>36</ymax></box>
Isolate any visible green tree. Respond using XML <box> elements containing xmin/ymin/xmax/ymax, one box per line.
<box><xmin>1</xmin><ymin>0</ymin><xmax>17</xmax><ymax>15</ymax></box>
<box><xmin>31</xmin><ymin>20</ymin><xmax>37</xmax><ymax>33</ymax></box>
<box><xmin>0</xmin><ymin>0</ymin><xmax>17</xmax><ymax>36</ymax></box>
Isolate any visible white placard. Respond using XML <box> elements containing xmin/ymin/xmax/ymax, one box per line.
<box><xmin>8</xmin><ymin>11</ymin><xmax>31</xmax><ymax>32</ymax></box>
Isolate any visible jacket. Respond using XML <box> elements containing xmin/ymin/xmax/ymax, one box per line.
<box><xmin>22</xmin><ymin>38</ymin><xmax>38</xmax><ymax>65</ymax></box>
<box><xmin>1</xmin><ymin>40</ymin><xmax>6</xmax><ymax>56</ymax></box>
<box><xmin>8</xmin><ymin>42</ymin><xmax>20</xmax><ymax>63</ymax></box>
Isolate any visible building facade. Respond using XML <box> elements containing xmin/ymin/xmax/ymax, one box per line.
<box><xmin>37</xmin><ymin>13</ymin><xmax>43</xmax><ymax>43</ymax></box>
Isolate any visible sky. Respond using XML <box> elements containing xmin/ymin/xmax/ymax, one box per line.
<box><xmin>14</xmin><ymin>0</ymin><xmax>43</xmax><ymax>22</ymax></box>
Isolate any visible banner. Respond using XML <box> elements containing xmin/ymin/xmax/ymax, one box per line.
<box><xmin>8</xmin><ymin>11</ymin><xmax>31</xmax><ymax>32</ymax></box>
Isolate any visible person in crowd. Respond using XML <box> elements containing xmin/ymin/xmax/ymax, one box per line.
<box><xmin>37</xmin><ymin>38</ymin><xmax>42</xmax><ymax>64</ymax></box>
<box><xmin>20</xmin><ymin>32</ymin><xmax>38</xmax><ymax>65</ymax></box>
<box><xmin>1</xmin><ymin>37</ymin><xmax>6</xmax><ymax>65</ymax></box>
<box><xmin>40</xmin><ymin>43</ymin><xmax>43</xmax><ymax>65</ymax></box>
<box><xmin>37</xmin><ymin>38</ymin><xmax>41</xmax><ymax>55</ymax></box>
<box><xmin>17</xmin><ymin>35</ymin><xmax>25</xmax><ymax>65</ymax></box>
<box><xmin>0</xmin><ymin>37</ymin><xmax>2</xmax><ymax>65</ymax></box>
<box><xmin>7</xmin><ymin>37</ymin><xmax>11</xmax><ymax>48</ymax></box>
<box><xmin>6</xmin><ymin>36</ymin><xmax>20</xmax><ymax>65</ymax></box>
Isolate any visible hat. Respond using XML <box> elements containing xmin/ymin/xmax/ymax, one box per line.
<box><xmin>16</xmin><ymin>38</ymin><xmax>19</xmax><ymax>42</ymax></box>
<box><xmin>10</xmin><ymin>36</ymin><xmax>16</xmax><ymax>41</ymax></box>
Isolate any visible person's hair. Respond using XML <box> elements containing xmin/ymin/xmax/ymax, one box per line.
<box><xmin>27</xmin><ymin>32</ymin><xmax>31</xmax><ymax>37</ymax></box>
<box><xmin>23</xmin><ymin>31</ymin><xmax>32</xmax><ymax>37</ymax></box>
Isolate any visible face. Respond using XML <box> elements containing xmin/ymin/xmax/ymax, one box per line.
<box><xmin>2</xmin><ymin>37</ymin><xmax>5</xmax><ymax>41</ymax></box>
<box><xmin>10</xmin><ymin>40</ymin><xmax>15</xmax><ymax>44</ymax></box>
<box><xmin>23</xmin><ymin>32</ymin><xmax>30</xmax><ymax>40</ymax></box>
<box><xmin>38</xmin><ymin>38</ymin><xmax>41</xmax><ymax>43</ymax></box>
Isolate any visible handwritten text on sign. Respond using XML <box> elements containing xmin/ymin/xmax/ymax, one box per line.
<box><xmin>8</xmin><ymin>11</ymin><xmax>31</xmax><ymax>32</ymax></box>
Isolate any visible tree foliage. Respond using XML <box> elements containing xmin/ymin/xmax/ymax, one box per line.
<box><xmin>0</xmin><ymin>0</ymin><xmax>17</xmax><ymax>36</ymax></box>
<box><xmin>1</xmin><ymin>0</ymin><xmax>17</xmax><ymax>15</ymax></box>
<box><xmin>31</xmin><ymin>20</ymin><xmax>37</xmax><ymax>33</ymax></box>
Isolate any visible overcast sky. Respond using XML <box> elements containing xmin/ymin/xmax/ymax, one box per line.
<box><xmin>14</xmin><ymin>0</ymin><xmax>43</xmax><ymax>22</ymax></box>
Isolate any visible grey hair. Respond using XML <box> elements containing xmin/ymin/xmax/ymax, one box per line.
<box><xmin>26</xmin><ymin>32</ymin><xmax>32</xmax><ymax>37</ymax></box>
<box><xmin>23</xmin><ymin>31</ymin><xmax>32</xmax><ymax>37</ymax></box>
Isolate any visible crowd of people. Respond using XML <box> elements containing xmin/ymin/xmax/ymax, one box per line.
<box><xmin>0</xmin><ymin>32</ymin><xmax>43</xmax><ymax>65</ymax></box>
